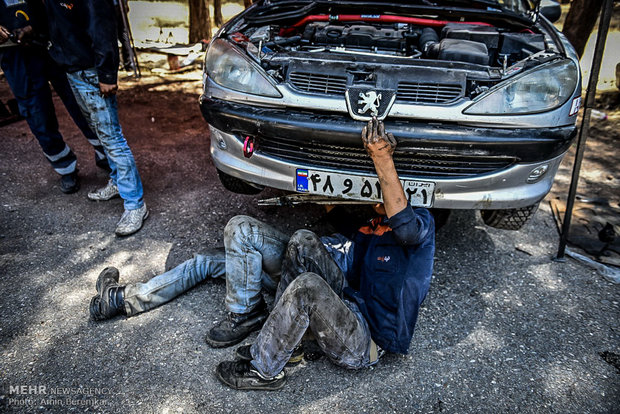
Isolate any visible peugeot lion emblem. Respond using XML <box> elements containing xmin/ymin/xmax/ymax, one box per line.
<box><xmin>357</xmin><ymin>91</ymin><xmax>382</xmax><ymax>116</ymax></box>
<box><xmin>345</xmin><ymin>87</ymin><xmax>395</xmax><ymax>121</ymax></box>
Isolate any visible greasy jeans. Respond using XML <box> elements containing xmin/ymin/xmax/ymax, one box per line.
<box><xmin>250</xmin><ymin>230</ymin><xmax>373</xmax><ymax>378</ymax></box>
<box><xmin>66</xmin><ymin>68</ymin><xmax>144</xmax><ymax>210</ymax></box>
<box><xmin>123</xmin><ymin>216</ymin><xmax>289</xmax><ymax>316</ymax></box>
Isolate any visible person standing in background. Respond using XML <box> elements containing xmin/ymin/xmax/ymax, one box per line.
<box><xmin>41</xmin><ymin>0</ymin><xmax>148</xmax><ymax>236</ymax></box>
<box><xmin>0</xmin><ymin>0</ymin><xmax>110</xmax><ymax>194</ymax></box>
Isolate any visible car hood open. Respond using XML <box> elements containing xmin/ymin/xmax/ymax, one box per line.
<box><xmin>257</xmin><ymin>0</ymin><xmax>541</xmax><ymax>25</ymax></box>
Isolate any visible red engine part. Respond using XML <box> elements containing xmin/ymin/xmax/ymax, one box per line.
<box><xmin>279</xmin><ymin>14</ymin><xmax>493</xmax><ymax>36</ymax></box>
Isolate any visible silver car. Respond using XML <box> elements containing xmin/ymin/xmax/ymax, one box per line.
<box><xmin>200</xmin><ymin>0</ymin><xmax>581</xmax><ymax>229</ymax></box>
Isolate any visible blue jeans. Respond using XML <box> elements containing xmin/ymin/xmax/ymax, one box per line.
<box><xmin>66</xmin><ymin>68</ymin><xmax>144</xmax><ymax>210</ymax></box>
<box><xmin>123</xmin><ymin>216</ymin><xmax>289</xmax><ymax>315</ymax></box>
<box><xmin>0</xmin><ymin>49</ymin><xmax>105</xmax><ymax>175</ymax></box>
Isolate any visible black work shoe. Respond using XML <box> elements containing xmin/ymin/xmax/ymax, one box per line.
<box><xmin>90</xmin><ymin>267</ymin><xmax>126</xmax><ymax>321</ymax></box>
<box><xmin>60</xmin><ymin>172</ymin><xmax>80</xmax><ymax>194</ymax></box>
<box><xmin>215</xmin><ymin>360</ymin><xmax>285</xmax><ymax>391</ymax></box>
<box><xmin>236</xmin><ymin>344</ymin><xmax>304</xmax><ymax>367</ymax></box>
<box><xmin>95</xmin><ymin>267</ymin><xmax>119</xmax><ymax>293</ymax></box>
<box><xmin>205</xmin><ymin>301</ymin><xmax>268</xmax><ymax>348</ymax></box>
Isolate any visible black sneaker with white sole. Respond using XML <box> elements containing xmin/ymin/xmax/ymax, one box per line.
<box><xmin>215</xmin><ymin>360</ymin><xmax>285</xmax><ymax>391</ymax></box>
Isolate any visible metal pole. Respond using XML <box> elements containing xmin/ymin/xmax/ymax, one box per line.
<box><xmin>556</xmin><ymin>0</ymin><xmax>613</xmax><ymax>259</ymax></box>
<box><xmin>118</xmin><ymin>0</ymin><xmax>141</xmax><ymax>78</ymax></box>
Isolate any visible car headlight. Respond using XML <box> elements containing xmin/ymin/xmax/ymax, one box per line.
<box><xmin>206</xmin><ymin>38</ymin><xmax>281</xmax><ymax>98</ymax></box>
<box><xmin>464</xmin><ymin>60</ymin><xmax>578</xmax><ymax>115</ymax></box>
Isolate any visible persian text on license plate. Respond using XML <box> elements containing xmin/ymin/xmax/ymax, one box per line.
<box><xmin>296</xmin><ymin>169</ymin><xmax>434</xmax><ymax>207</ymax></box>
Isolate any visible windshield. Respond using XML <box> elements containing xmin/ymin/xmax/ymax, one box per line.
<box><xmin>264</xmin><ymin>0</ymin><xmax>538</xmax><ymax>12</ymax></box>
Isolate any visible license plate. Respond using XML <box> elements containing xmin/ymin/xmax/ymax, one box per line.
<box><xmin>296</xmin><ymin>169</ymin><xmax>434</xmax><ymax>207</ymax></box>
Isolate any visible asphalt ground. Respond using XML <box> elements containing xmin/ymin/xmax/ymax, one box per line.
<box><xmin>0</xmin><ymin>76</ymin><xmax>618</xmax><ymax>413</ymax></box>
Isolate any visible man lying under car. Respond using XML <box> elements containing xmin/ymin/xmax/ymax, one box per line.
<box><xmin>89</xmin><ymin>118</ymin><xmax>435</xmax><ymax>390</ymax></box>
<box><xmin>215</xmin><ymin>117</ymin><xmax>436</xmax><ymax>390</ymax></box>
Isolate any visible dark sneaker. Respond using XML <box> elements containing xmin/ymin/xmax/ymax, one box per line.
<box><xmin>90</xmin><ymin>267</ymin><xmax>126</xmax><ymax>321</ymax></box>
<box><xmin>205</xmin><ymin>302</ymin><xmax>268</xmax><ymax>348</ymax></box>
<box><xmin>215</xmin><ymin>360</ymin><xmax>285</xmax><ymax>391</ymax></box>
<box><xmin>235</xmin><ymin>344</ymin><xmax>304</xmax><ymax>367</ymax></box>
<box><xmin>60</xmin><ymin>172</ymin><xmax>80</xmax><ymax>194</ymax></box>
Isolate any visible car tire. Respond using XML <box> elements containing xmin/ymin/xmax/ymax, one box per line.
<box><xmin>480</xmin><ymin>203</ymin><xmax>539</xmax><ymax>230</ymax></box>
<box><xmin>216</xmin><ymin>169</ymin><xmax>264</xmax><ymax>195</ymax></box>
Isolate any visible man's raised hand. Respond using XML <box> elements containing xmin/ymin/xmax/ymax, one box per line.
<box><xmin>361</xmin><ymin>116</ymin><xmax>397</xmax><ymax>159</ymax></box>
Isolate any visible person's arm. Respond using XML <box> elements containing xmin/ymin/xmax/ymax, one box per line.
<box><xmin>361</xmin><ymin>117</ymin><xmax>434</xmax><ymax>246</ymax></box>
<box><xmin>86</xmin><ymin>0</ymin><xmax>120</xmax><ymax>96</ymax></box>
<box><xmin>361</xmin><ymin>116</ymin><xmax>407</xmax><ymax>218</ymax></box>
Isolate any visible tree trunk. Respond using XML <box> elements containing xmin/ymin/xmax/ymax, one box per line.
<box><xmin>214</xmin><ymin>0</ymin><xmax>223</xmax><ymax>26</ymax></box>
<box><xmin>244</xmin><ymin>0</ymin><xmax>252</xmax><ymax>8</ymax></box>
<box><xmin>188</xmin><ymin>0</ymin><xmax>212</xmax><ymax>43</ymax></box>
<box><xmin>562</xmin><ymin>0</ymin><xmax>604</xmax><ymax>58</ymax></box>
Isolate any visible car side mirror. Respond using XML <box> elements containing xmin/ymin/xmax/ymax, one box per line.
<box><xmin>539</xmin><ymin>0</ymin><xmax>562</xmax><ymax>23</ymax></box>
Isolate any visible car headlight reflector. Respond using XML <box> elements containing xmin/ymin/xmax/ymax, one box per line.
<box><xmin>206</xmin><ymin>38</ymin><xmax>281</xmax><ymax>98</ymax></box>
<box><xmin>464</xmin><ymin>60</ymin><xmax>578</xmax><ymax>115</ymax></box>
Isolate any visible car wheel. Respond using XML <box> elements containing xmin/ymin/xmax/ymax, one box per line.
<box><xmin>216</xmin><ymin>169</ymin><xmax>264</xmax><ymax>195</ymax></box>
<box><xmin>480</xmin><ymin>203</ymin><xmax>539</xmax><ymax>230</ymax></box>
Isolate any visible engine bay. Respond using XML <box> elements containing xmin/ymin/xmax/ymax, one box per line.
<box><xmin>215</xmin><ymin>10</ymin><xmax>566</xmax><ymax>101</ymax></box>
<box><xmin>239</xmin><ymin>19</ymin><xmax>547</xmax><ymax>68</ymax></box>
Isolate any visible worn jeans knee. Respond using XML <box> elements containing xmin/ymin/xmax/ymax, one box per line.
<box><xmin>282</xmin><ymin>272</ymin><xmax>327</xmax><ymax>305</ymax></box>
<box><xmin>276</xmin><ymin>229</ymin><xmax>345</xmax><ymax>303</ymax></box>
<box><xmin>223</xmin><ymin>215</ymin><xmax>288</xmax><ymax>314</ymax></box>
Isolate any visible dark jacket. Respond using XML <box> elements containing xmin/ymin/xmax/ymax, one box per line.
<box><xmin>345</xmin><ymin>207</ymin><xmax>435</xmax><ymax>354</ymax></box>
<box><xmin>42</xmin><ymin>0</ymin><xmax>119</xmax><ymax>84</ymax></box>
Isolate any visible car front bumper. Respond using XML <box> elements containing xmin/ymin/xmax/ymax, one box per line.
<box><xmin>201</xmin><ymin>97</ymin><xmax>574</xmax><ymax>210</ymax></box>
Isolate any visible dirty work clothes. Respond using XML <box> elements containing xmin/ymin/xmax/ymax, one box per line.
<box><xmin>122</xmin><ymin>216</ymin><xmax>289</xmax><ymax>316</ymax></box>
<box><xmin>251</xmin><ymin>207</ymin><xmax>435</xmax><ymax>376</ymax></box>
<box><xmin>121</xmin><ymin>215</ymin><xmax>353</xmax><ymax>316</ymax></box>
<box><xmin>251</xmin><ymin>230</ymin><xmax>373</xmax><ymax>378</ymax></box>
<box><xmin>348</xmin><ymin>207</ymin><xmax>435</xmax><ymax>354</ymax></box>
<box><xmin>0</xmin><ymin>48</ymin><xmax>106</xmax><ymax>175</ymax></box>
<box><xmin>66</xmin><ymin>69</ymin><xmax>144</xmax><ymax>210</ymax></box>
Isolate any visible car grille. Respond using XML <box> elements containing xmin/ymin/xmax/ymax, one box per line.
<box><xmin>289</xmin><ymin>72</ymin><xmax>348</xmax><ymax>95</ymax></box>
<box><xmin>258</xmin><ymin>136</ymin><xmax>516</xmax><ymax>178</ymax></box>
<box><xmin>288</xmin><ymin>72</ymin><xmax>463</xmax><ymax>104</ymax></box>
<box><xmin>396</xmin><ymin>82</ymin><xmax>463</xmax><ymax>104</ymax></box>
